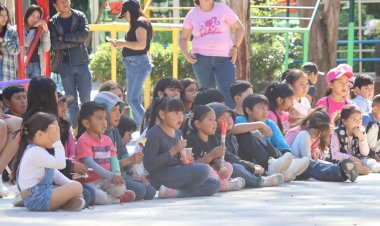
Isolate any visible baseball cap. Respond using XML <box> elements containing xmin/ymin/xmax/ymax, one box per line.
<box><xmin>302</xmin><ymin>62</ymin><xmax>325</xmax><ymax>76</ymax></box>
<box><xmin>57</xmin><ymin>91</ymin><xmax>73</xmax><ymax>103</ymax></box>
<box><xmin>117</xmin><ymin>0</ymin><xmax>140</xmax><ymax>19</ymax></box>
<box><xmin>326</xmin><ymin>64</ymin><xmax>354</xmax><ymax>83</ymax></box>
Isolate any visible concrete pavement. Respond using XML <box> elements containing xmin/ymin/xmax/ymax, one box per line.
<box><xmin>1</xmin><ymin>173</ymin><xmax>380</xmax><ymax>226</ymax></box>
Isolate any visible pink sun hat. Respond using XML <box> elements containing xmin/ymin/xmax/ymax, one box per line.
<box><xmin>326</xmin><ymin>64</ymin><xmax>354</xmax><ymax>83</ymax></box>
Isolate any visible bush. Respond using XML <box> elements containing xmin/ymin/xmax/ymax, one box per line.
<box><xmin>89</xmin><ymin>42</ymin><xmax>194</xmax><ymax>91</ymax></box>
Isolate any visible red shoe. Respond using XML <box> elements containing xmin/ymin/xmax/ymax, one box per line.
<box><xmin>119</xmin><ymin>190</ymin><xmax>136</xmax><ymax>203</ymax></box>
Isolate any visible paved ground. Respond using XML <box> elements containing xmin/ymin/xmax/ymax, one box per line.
<box><xmin>1</xmin><ymin>173</ymin><xmax>380</xmax><ymax>226</ymax></box>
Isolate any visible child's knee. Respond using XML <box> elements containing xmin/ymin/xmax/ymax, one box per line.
<box><xmin>192</xmin><ymin>163</ymin><xmax>210</xmax><ymax>179</ymax></box>
<box><xmin>69</xmin><ymin>181</ymin><xmax>83</xmax><ymax>196</ymax></box>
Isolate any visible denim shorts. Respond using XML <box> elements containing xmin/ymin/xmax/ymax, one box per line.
<box><xmin>23</xmin><ymin>184</ymin><xmax>53</xmax><ymax>211</ymax></box>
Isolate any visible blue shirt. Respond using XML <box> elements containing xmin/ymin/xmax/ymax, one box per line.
<box><xmin>235</xmin><ymin>116</ymin><xmax>291</xmax><ymax>153</ymax></box>
<box><xmin>363</xmin><ymin>112</ymin><xmax>377</xmax><ymax>127</ymax></box>
<box><xmin>352</xmin><ymin>95</ymin><xmax>372</xmax><ymax>114</ymax></box>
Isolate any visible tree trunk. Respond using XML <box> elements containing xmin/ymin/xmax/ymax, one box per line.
<box><xmin>227</xmin><ymin>0</ymin><xmax>250</xmax><ymax>81</ymax></box>
<box><xmin>297</xmin><ymin>0</ymin><xmax>341</xmax><ymax>100</ymax></box>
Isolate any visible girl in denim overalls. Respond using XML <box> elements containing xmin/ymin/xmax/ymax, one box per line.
<box><xmin>11</xmin><ymin>112</ymin><xmax>84</xmax><ymax>211</ymax></box>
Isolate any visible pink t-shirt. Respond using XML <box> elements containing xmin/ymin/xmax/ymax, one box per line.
<box><xmin>76</xmin><ymin>132</ymin><xmax>117</xmax><ymax>183</ymax></box>
<box><xmin>268</xmin><ymin>110</ymin><xmax>290</xmax><ymax>134</ymax></box>
<box><xmin>315</xmin><ymin>96</ymin><xmax>350</xmax><ymax>120</ymax></box>
<box><xmin>183</xmin><ymin>3</ymin><xmax>238</xmax><ymax>57</ymax></box>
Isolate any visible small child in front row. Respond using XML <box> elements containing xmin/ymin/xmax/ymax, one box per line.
<box><xmin>143</xmin><ymin>97</ymin><xmax>220</xmax><ymax>198</ymax></box>
<box><xmin>76</xmin><ymin>102</ymin><xmax>136</xmax><ymax>205</ymax></box>
<box><xmin>363</xmin><ymin>95</ymin><xmax>380</xmax><ymax>161</ymax></box>
<box><xmin>329</xmin><ymin>105</ymin><xmax>380</xmax><ymax>174</ymax></box>
<box><xmin>351</xmin><ymin>74</ymin><xmax>374</xmax><ymax>114</ymax></box>
<box><xmin>284</xmin><ymin>69</ymin><xmax>311</xmax><ymax>118</ymax></box>
<box><xmin>207</xmin><ymin>102</ymin><xmax>285</xmax><ymax>187</ymax></box>
<box><xmin>183</xmin><ymin>105</ymin><xmax>245</xmax><ymax>192</ymax></box>
<box><xmin>12</xmin><ymin>112</ymin><xmax>84</xmax><ymax>211</ymax></box>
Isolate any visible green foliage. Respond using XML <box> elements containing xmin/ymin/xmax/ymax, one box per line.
<box><xmin>89</xmin><ymin>43</ymin><xmax>126</xmax><ymax>86</ymax></box>
<box><xmin>89</xmin><ymin>42</ymin><xmax>194</xmax><ymax>91</ymax></box>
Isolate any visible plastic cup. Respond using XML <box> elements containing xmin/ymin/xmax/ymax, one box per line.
<box><xmin>180</xmin><ymin>148</ymin><xmax>192</xmax><ymax>165</ymax></box>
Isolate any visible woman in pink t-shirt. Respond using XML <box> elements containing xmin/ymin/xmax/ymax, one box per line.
<box><xmin>179</xmin><ymin>0</ymin><xmax>245</xmax><ymax>108</ymax></box>
<box><xmin>315</xmin><ymin>64</ymin><xmax>353</xmax><ymax>122</ymax></box>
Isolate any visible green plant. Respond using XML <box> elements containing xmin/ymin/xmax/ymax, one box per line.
<box><xmin>89</xmin><ymin>42</ymin><xmax>126</xmax><ymax>86</ymax></box>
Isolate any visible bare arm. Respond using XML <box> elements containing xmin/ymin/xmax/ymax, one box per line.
<box><xmin>179</xmin><ymin>28</ymin><xmax>197</xmax><ymax>64</ymax></box>
<box><xmin>230</xmin><ymin>122</ymin><xmax>272</xmax><ymax>138</ymax></box>
<box><xmin>111</xmin><ymin>27</ymin><xmax>147</xmax><ymax>50</ymax></box>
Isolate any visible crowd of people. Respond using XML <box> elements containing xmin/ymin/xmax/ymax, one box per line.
<box><xmin>0</xmin><ymin>0</ymin><xmax>379</xmax><ymax>213</ymax></box>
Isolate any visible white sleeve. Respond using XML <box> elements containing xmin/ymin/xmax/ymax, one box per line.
<box><xmin>53</xmin><ymin>169</ymin><xmax>72</xmax><ymax>186</ymax></box>
<box><xmin>34</xmin><ymin>141</ymin><xmax>66</xmax><ymax>169</ymax></box>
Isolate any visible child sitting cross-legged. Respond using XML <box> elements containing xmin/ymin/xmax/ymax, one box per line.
<box><xmin>363</xmin><ymin>94</ymin><xmax>380</xmax><ymax>161</ymax></box>
<box><xmin>183</xmin><ymin>105</ymin><xmax>246</xmax><ymax>192</ymax></box>
<box><xmin>76</xmin><ymin>101</ymin><xmax>136</xmax><ymax>205</ymax></box>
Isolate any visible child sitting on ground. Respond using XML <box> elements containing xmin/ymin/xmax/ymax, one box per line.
<box><xmin>284</xmin><ymin>69</ymin><xmax>311</xmax><ymax>118</ymax></box>
<box><xmin>229</xmin><ymin>80</ymin><xmax>253</xmax><ymax>117</ymax></box>
<box><xmin>2</xmin><ymin>85</ymin><xmax>27</xmax><ymax>117</ymax></box>
<box><xmin>207</xmin><ymin>102</ymin><xmax>285</xmax><ymax>186</ymax></box>
<box><xmin>180</xmin><ymin>78</ymin><xmax>199</xmax><ymax>113</ymax></box>
<box><xmin>363</xmin><ymin>95</ymin><xmax>380</xmax><ymax>161</ymax></box>
<box><xmin>329</xmin><ymin>105</ymin><xmax>379</xmax><ymax>174</ymax></box>
<box><xmin>12</xmin><ymin>112</ymin><xmax>85</xmax><ymax>211</ymax></box>
<box><xmin>76</xmin><ymin>101</ymin><xmax>136</xmax><ymax>205</ymax></box>
<box><xmin>301</xmin><ymin>62</ymin><xmax>324</xmax><ymax>104</ymax></box>
<box><xmin>315</xmin><ymin>64</ymin><xmax>353</xmax><ymax>121</ymax></box>
<box><xmin>351</xmin><ymin>74</ymin><xmax>374</xmax><ymax>113</ymax></box>
<box><xmin>183</xmin><ymin>105</ymin><xmax>245</xmax><ymax>192</ymax></box>
<box><xmin>143</xmin><ymin>97</ymin><xmax>220</xmax><ymax>198</ymax></box>
<box><xmin>94</xmin><ymin>91</ymin><xmax>156</xmax><ymax>201</ymax></box>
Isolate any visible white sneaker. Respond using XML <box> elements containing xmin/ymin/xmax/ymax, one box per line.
<box><xmin>0</xmin><ymin>181</ymin><xmax>10</xmax><ymax>198</ymax></box>
<box><xmin>225</xmin><ymin>177</ymin><xmax>246</xmax><ymax>191</ymax></box>
<box><xmin>267</xmin><ymin>152</ymin><xmax>293</xmax><ymax>175</ymax></box>
<box><xmin>283</xmin><ymin>157</ymin><xmax>310</xmax><ymax>182</ymax></box>
<box><xmin>12</xmin><ymin>194</ymin><xmax>25</xmax><ymax>207</ymax></box>
<box><xmin>261</xmin><ymin>173</ymin><xmax>285</xmax><ymax>187</ymax></box>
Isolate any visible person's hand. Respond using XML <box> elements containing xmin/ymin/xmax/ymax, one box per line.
<box><xmin>210</xmin><ymin>146</ymin><xmax>225</xmax><ymax>159</ymax></box>
<box><xmin>183</xmin><ymin>52</ymin><xmax>197</xmax><ymax>64</ymax></box>
<box><xmin>171</xmin><ymin>139</ymin><xmax>187</xmax><ymax>156</ymax></box>
<box><xmin>129</xmin><ymin>152</ymin><xmax>144</xmax><ymax>164</ymax></box>
<box><xmin>289</xmin><ymin>107</ymin><xmax>303</xmax><ymax>120</ymax></box>
<box><xmin>253</xmin><ymin>165</ymin><xmax>265</xmax><ymax>175</ymax></box>
<box><xmin>48</xmin><ymin>123</ymin><xmax>60</xmax><ymax>143</ymax></box>
<box><xmin>33</xmin><ymin>19</ymin><xmax>48</xmax><ymax>32</ymax></box>
<box><xmin>112</xmin><ymin>174</ymin><xmax>125</xmax><ymax>185</ymax></box>
<box><xmin>72</xmin><ymin>162</ymin><xmax>88</xmax><ymax>175</ymax></box>
<box><xmin>230</xmin><ymin>47</ymin><xmax>238</xmax><ymax>64</ymax></box>
<box><xmin>258</xmin><ymin>123</ymin><xmax>272</xmax><ymax>138</ymax></box>
<box><xmin>110</xmin><ymin>40</ymin><xmax>124</xmax><ymax>48</ymax></box>
<box><xmin>353</xmin><ymin>127</ymin><xmax>365</xmax><ymax>141</ymax></box>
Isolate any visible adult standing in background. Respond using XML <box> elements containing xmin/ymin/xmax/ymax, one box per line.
<box><xmin>110</xmin><ymin>0</ymin><xmax>153</xmax><ymax>129</ymax></box>
<box><xmin>49</xmin><ymin>0</ymin><xmax>92</xmax><ymax>129</ymax></box>
<box><xmin>24</xmin><ymin>4</ymin><xmax>51</xmax><ymax>78</ymax></box>
<box><xmin>179</xmin><ymin>0</ymin><xmax>245</xmax><ymax>108</ymax></box>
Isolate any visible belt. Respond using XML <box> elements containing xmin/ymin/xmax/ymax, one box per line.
<box><xmin>20</xmin><ymin>189</ymin><xmax>30</xmax><ymax>199</ymax></box>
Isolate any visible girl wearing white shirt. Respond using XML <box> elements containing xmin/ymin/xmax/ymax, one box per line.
<box><xmin>11</xmin><ymin>112</ymin><xmax>84</xmax><ymax>211</ymax></box>
<box><xmin>285</xmin><ymin>69</ymin><xmax>311</xmax><ymax>117</ymax></box>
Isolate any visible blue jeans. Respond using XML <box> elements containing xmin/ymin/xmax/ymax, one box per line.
<box><xmin>297</xmin><ymin>160</ymin><xmax>346</xmax><ymax>182</ymax></box>
<box><xmin>231</xmin><ymin>163</ymin><xmax>263</xmax><ymax>188</ymax></box>
<box><xmin>150</xmin><ymin>163</ymin><xmax>220</xmax><ymax>198</ymax></box>
<box><xmin>192</xmin><ymin>54</ymin><xmax>236</xmax><ymax>108</ymax></box>
<box><xmin>60</xmin><ymin>63</ymin><xmax>92</xmax><ymax>128</ymax></box>
<box><xmin>124</xmin><ymin>176</ymin><xmax>156</xmax><ymax>200</ymax></box>
<box><xmin>123</xmin><ymin>55</ymin><xmax>151</xmax><ymax>127</ymax></box>
<box><xmin>26</xmin><ymin>62</ymin><xmax>41</xmax><ymax>79</ymax></box>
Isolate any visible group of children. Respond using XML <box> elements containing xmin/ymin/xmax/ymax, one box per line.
<box><xmin>1</xmin><ymin>61</ymin><xmax>380</xmax><ymax>212</ymax></box>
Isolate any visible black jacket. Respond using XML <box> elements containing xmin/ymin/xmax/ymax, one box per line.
<box><xmin>49</xmin><ymin>9</ymin><xmax>90</xmax><ymax>73</ymax></box>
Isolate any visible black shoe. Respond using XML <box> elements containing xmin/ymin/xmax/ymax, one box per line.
<box><xmin>341</xmin><ymin>159</ymin><xmax>359</xmax><ymax>182</ymax></box>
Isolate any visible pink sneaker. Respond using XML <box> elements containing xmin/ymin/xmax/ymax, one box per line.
<box><xmin>158</xmin><ymin>185</ymin><xmax>179</xmax><ymax>199</ymax></box>
<box><xmin>119</xmin><ymin>190</ymin><xmax>136</xmax><ymax>203</ymax></box>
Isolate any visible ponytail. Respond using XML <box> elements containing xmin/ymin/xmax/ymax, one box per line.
<box><xmin>181</xmin><ymin>105</ymin><xmax>213</xmax><ymax>138</ymax></box>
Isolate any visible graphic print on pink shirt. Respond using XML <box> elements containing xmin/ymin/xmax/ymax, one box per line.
<box><xmin>200</xmin><ymin>16</ymin><xmax>222</xmax><ymax>37</ymax></box>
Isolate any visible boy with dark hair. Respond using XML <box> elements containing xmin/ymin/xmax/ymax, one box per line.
<box><xmin>237</xmin><ymin>94</ymin><xmax>358</xmax><ymax>182</ymax></box>
<box><xmin>229</xmin><ymin>80</ymin><xmax>253</xmax><ymax>116</ymax></box>
<box><xmin>352</xmin><ymin>74</ymin><xmax>375</xmax><ymax>113</ymax></box>
<box><xmin>193</xmin><ymin>88</ymin><xmax>225</xmax><ymax>106</ymax></box>
<box><xmin>2</xmin><ymin>85</ymin><xmax>27</xmax><ymax>117</ymax></box>
<box><xmin>363</xmin><ymin>95</ymin><xmax>380</xmax><ymax>161</ymax></box>
<box><xmin>302</xmin><ymin>62</ymin><xmax>324</xmax><ymax>104</ymax></box>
